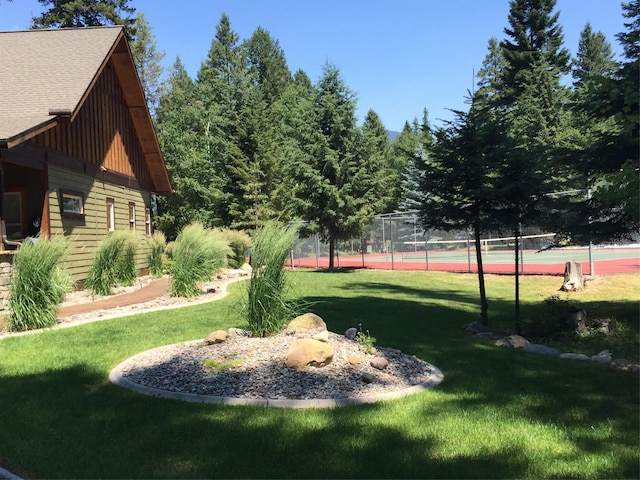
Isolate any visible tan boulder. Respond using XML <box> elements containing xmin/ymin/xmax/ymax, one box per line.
<box><xmin>287</xmin><ymin>313</ymin><xmax>327</xmax><ymax>331</ymax></box>
<box><xmin>286</xmin><ymin>338</ymin><xmax>334</xmax><ymax>368</ymax></box>
<box><xmin>204</xmin><ymin>330</ymin><xmax>227</xmax><ymax>345</ymax></box>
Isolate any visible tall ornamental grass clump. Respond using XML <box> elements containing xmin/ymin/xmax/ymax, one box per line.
<box><xmin>7</xmin><ymin>236</ymin><xmax>73</xmax><ymax>332</ymax></box>
<box><xmin>243</xmin><ymin>221</ymin><xmax>298</xmax><ymax>337</ymax></box>
<box><xmin>146</xmin><ymin>231</ymin><xmax>166</xmax><ymax>278</ymax></box>
<box><xmin>85</xmin><ymin>231</ymin><xmax>139</xmax><ymax>296</ymax></box>
<box><xmin>170</xmin><ymin>223</ymin><xmax>230</xmax><ymax>297</ymax></box>
<box><xmin>211</xmin><ymin>228</ymin><xmax>251</xmax><ymax>269</ymax></box>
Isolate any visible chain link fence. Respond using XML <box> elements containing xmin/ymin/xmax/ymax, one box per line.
<box><xmin>288</xmin><ymin>211</ymin><xmax>555</xmax><ymax>272</ymax></box>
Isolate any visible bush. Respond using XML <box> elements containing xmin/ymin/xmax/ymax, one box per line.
<box><xmin>7</xmin><ymin>236</ymin><xmax>73</xmax><ymax>332</ymax></box>
<box><xmin>147</xmin><ymin>231</ymin><xmax>166</xmax><ymax>278</ymax></box>
<box><xmin>85</xmin><ymin>231</ymin><xmax>139</xmax><ymax>296</ymax></box>
<box><xmin>211</xmin><ymin>228</ymin><xmax>251</xmax><ymax>269</ymax></box>
<box><xmin>170</xmin><ymin>223</ymin><xmax>230</xmax><ymax>297</ymax></box>
<box><xmin>242</xmin><ymin>221</ymin><xmax>299</xmax><ymax>337</ymax></box>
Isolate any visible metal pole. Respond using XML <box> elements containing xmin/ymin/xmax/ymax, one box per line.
<box><xmin>467</xmin><ymin>229</ymin><xmax>471</xmax><ymax>273</ymax></box>
<box><xmin>315</xmin><ymin>233</ymin><xmax>319</xmax><ymax>269</ymax></box>
<box><xmin>588</xmin><ymin>188</ymin><xmax>595</xmax><ymax>276</ymax></box>
<box><xmin>389</xmin><ymin>217</ymin><xmax>394</xmax><ymax>270</ymax></box>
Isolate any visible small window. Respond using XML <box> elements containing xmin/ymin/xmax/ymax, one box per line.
<box><xmin>106</xmin><ymin>198</ymin><xmax>115</xmax><ymax>232</ymax></box>
<box><xmin>145</xmin><ymin>207</ymin><xmax>152</xmax><ymax>236</ymax></box>
<box><xmin>128</xmin><ymin>202</ymin><xmax>136</xmax><ymax>230</ymax></box>
<box><xmin>60</xmin><ymin>189</ymin><xmax>84</xmax><ymax>218</ymax></box>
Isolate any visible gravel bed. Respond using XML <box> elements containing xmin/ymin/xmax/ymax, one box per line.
<box><xmin>117</xmin><ymin>329</ymin><xmax>440</xmax><ymax>401</ymax></box>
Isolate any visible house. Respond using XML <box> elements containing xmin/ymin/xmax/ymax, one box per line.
<box><xmin>0</xmin><ymin>26</ymin><xmax>172</xmax><ymax>293</ymax></box>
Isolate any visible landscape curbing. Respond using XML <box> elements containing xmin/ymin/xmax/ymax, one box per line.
<box><xmin>109</xmin><ymin>351</ymin><xmax>444</xmax><ymax>408</ymax></box>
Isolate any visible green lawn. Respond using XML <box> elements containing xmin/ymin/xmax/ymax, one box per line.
<box><xmin>0</xmin><ymin>270</ymin><xmax>637</xmax><ymax>479</ymax></box>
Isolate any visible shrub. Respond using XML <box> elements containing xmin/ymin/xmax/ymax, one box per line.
<box><xmin>147</xmin><ymin>231</ymin><xmax>166</xmax><ymax>278</ymax></box>
<box><xmin>242</xmin><ymin>221</ymin><xmax>299</xmax><ymax>337</ymax></box>
<box><xmin>211</xmin><ymin>228</ymin><xmax>251</xmax><ymax>269</ymax></box>
<box><xmin>170</xmin><ymin>223</ymin><xmax>230</xmax><ymax>297</ymax></box>
<box><xmin>85</xmin><ymin>231</ymin><xmax>139</xmax><ymax>296</ymax></box>
<box><xmin>7</xmin><ymin>236</ymin><xmax>73</xmax><ymax>332</ymax></box>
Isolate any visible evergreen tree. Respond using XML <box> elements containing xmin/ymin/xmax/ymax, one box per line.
<box><xmin>130</xmin><ymin>12</ymin><xmax>165</xmax><ymax>116</ymax></box>
<box><xmin>481</xmin><ymin>0</ymin><xmax>570</xmax><ymax>333</ymax></box>
<box><xmin>154</xmin><ymin>58</ymin><xmax>225</xmax><ymax>239</ymax></box>
<box><xmin>243</xmin><ymin>27</ymin><xmax>292</xmax><ymax>107</ymax></box>
<box><xmin>394</xmin><ymin>110</ymin><xmax>433</xmax><ymax>212</ymax></box>
<box><xmin>500</xmin><ymin>0</ymin><xmax>571</xmax><ymax>103</ymax></box>
<box><xmin>572</xmin><ymin>23</ymin><xmax>617</xmax><ymax>90</ymax></box>
<box><xmin>32</xmin><ymin>0</ymin><xmax>136</xmax><ymax>38</ymax></box>
<box><xmin>286</xmin><ymin>63</ymin><xmax>387</xmax><ymax>271</ymax></box>
<box><xmin>574</xmin><ymin>1</ymin><xmax>640</xmax><ymax>240</ymax></box>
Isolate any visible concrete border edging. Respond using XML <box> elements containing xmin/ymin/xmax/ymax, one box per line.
<box><xmin>109</xmin><ymin>345</ymin><xmax>444</xmax><ymax>409</ymax></box>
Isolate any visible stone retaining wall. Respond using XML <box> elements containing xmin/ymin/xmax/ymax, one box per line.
<box><xmin>0</xmin><ymin>253</ymin><xmax>15</xmax><ymax>313</ymax></box>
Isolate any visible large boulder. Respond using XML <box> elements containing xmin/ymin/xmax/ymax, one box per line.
<box><xmin>286</xmin><ymin>338</ymin><xmax>334</xmax><ymax>368</ymax></box>
<box><xmin>287</xmin><ymin>313</ymin><xmax>327</xmax><ymax>331</ymax></box>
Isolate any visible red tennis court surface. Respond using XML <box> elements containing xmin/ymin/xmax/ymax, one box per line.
<box><xmin>289</xmin><ymin>247</ymin><xmax>640</xmax><ymax>275</ymax></box>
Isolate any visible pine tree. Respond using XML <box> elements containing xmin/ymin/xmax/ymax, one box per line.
<box><xmin>572</xmin><ymin>23</ymin><xmax>617</xmax><ymax>90</ymax></box>
<box><xmin>130</xmin><ymin>12</ymin><xmax>165</xmax><ymax>116</ymax></box>
<box><xmin>285</xmin><ymin>63</ymin><xmax>387</xmax><ymax>271</ymax></box>
<box><xmin>154</xmin><ymin>58</ymin><xmax>225</xmax><ymax>239</ymax></box>
<box><xmin>32</xmin><ymin>0</ymin><xmax>136</xmax><ymax>38</ymax></box>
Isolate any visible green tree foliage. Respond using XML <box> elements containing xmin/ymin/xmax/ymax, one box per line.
<box><xmin>31</xmin><ymin>0</ymin><xmax>136</xmax><ymax>37</ymax></box>
<box><xmin>500</xmin><ymin>0</ymin><xmax>571</xmax><ymax>103</ymax></box>
<box><xmin>130</xmin><ymin>11</ymin><xmax>165</xmax><ymax>115</ymax></box>
<box><xmin>155</xmin><ymin>58</ymin><xmax>225</xmax><ymax>239</ymax></box>
<box><xmin>394</xmin><ymin>110</ymin><xmax>433</xmax><ymax>212</ymax></box>
<box><xmin>284</xmin><ymin>63</ymin><xmax>390</xmax><ymax>270</ymax></box>
<box><xmin>572</xmin><ymin>23</ymin><xmax>617</xmax><ymax>90</ymax></box>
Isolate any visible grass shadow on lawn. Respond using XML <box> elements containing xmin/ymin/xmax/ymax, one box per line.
<box><xmin>0</xmin><ymin>270</ymin><xmax>637</xmax><ymax>478</ymax></box>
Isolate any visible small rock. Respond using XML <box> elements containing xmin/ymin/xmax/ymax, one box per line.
<box><xmin>227</xmin><ymin>328</ymin><xmax>249</xmax><ymax>337</ymax></box>
<box><xmin>591</xmin><ymin>350</ymin><xmax>612</xmax><ymax>364</ymax></box>
<box><xmin>523</xmin><ymin>344</ymin><xmax>561</xmax><ymax>357</ymax></box>
<box><xmin>610</xmin><ymin>358</ymin><xmax>640</xmax><ymax>373</ymax></box>
<box><xmin>508</xmin><ymin>335</ymin><xmax>530</xmax><ymax>348</ymax></box>
<box><xmin>361</xmin><ymin>372</ymin><xmax>375</xmax><ymax>383</ymax></box>
<box><xmin>345</xmin><ymin>327</ymin><xmax>357</xmax><ymax>340</ymax></box>
<box><xmin>465</xmin><ymin>321</ymin><xmax>490</xmax><ymax>335</ymax></box>
<box><xmin>370</xmin><ymin>356</ymin><xmax>389</xmax><ymax>370</ymax></box>
<box><xmin>496</xmin><ymin>335</ymin><xmax>530</xmax><ymax>348</ymax></box>
<box><xmin>312</xmin><ymin>330</ymin><xmax>330</xmax><ymax>343</ymax></box>
<box><xmin>559</xmin><ymin>353</ymin><xmax>590</xmax><ymax>361</ymax></box>
<box><xmin>204</xmin><ymin>330</ymin><xmax>227</xmax><ymax>345</ymax></box>
<box><xmin>348</xmin><ymin>356</ymin><xmax>362</xmax><ymax>365</ymax></box>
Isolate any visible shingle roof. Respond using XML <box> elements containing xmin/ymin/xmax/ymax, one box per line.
<box><xmin>0</xmin><ymin>26</ymin><xmax>123</xmax><ymax>143</ymax></box>
<box><xmin>0</xmin><ymin>26</ymin><xmax>171</xmax><ymax>194</ymax></box>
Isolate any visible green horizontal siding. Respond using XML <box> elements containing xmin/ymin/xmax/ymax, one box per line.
<box><xmin>48</xmin><ymin>166</ymin><xmax>152</xmax><ymax>284</ymax></box>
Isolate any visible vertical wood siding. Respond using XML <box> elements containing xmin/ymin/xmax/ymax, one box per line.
<box><xmin>32</xmin><ymin>61</ymin><xmax>152</xmax><ymax>184</ymax></box>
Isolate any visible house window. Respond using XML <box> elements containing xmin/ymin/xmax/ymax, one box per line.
<box><xmin>128</xmin><ymin>202</ymin><xmax>136</xmax><ymax>230</ymax></box>
<box><xmin>145</xmin><ymin>207</ymin><xmax>152</xmax><ymax>236</ymax></box>
<box><xmin>60</xmin><ymin>189</ymin><xmax>84</xmax><ymax>218</ymax></box>
<box><xmin>106</xmin><ymin>198</ymin><xmax>115</xmax><ymax>231</ymax></box>
<box><xmin>3</xmin><ymin>190</ymin><xmax>24</xmax><ymax>240</ymax></box>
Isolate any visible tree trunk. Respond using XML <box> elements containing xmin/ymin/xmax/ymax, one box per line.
<box><xmin>561</xmin><ymin>261</ymin><xmax>585</xmax><ymax>291</ymax></box>
<box><xmin>474</xmin><ymin>224</ymin><xmax>489</xmax><ymax>326</ymax></box>
<box><xmin>328</xmin><ymin>237</ymin><xmax>335</xmax><ymax>272</ymax></box>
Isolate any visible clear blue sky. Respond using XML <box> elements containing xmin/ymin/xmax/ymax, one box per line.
<box><xmin>1</xmin><ymin>0</ymin><xmax>627</xmax><ymax>131</ymax></box>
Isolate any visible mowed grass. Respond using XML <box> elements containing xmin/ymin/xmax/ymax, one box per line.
<box><xmin>0</xmin><ymin>270</ymin><xmax>637</xmax><ymax>479</ymax></box>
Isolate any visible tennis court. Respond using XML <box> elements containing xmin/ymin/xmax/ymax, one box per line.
<box><xmin>289</xmin><ymin>245</ymin><xmax>640</xmax><ymax>275</ymax></box>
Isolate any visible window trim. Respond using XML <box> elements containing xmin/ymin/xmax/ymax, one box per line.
<box><xmin>128</xmin><ymin>202</ymin><xmax>136</xmax><ymax>231</ymax></box>
<box><xmin>60</xmin><ymin>189</ymin><xmax>85</xmax><ymax>219</ymax></box>
<box><xmin>106</xmin><ymin>197</ymin><xmax>115</xmax><ymax>232</ymax></box>
<box><xmin>145</xmin><ymin>207</ymin><xmax>152</xmax><ymax>236</ymax></box>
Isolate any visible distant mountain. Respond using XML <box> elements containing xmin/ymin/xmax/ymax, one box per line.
<box><xmin>387</xmin><ymin>130</ymin><xmax>400</xmax><ymax>142</ymax></box>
